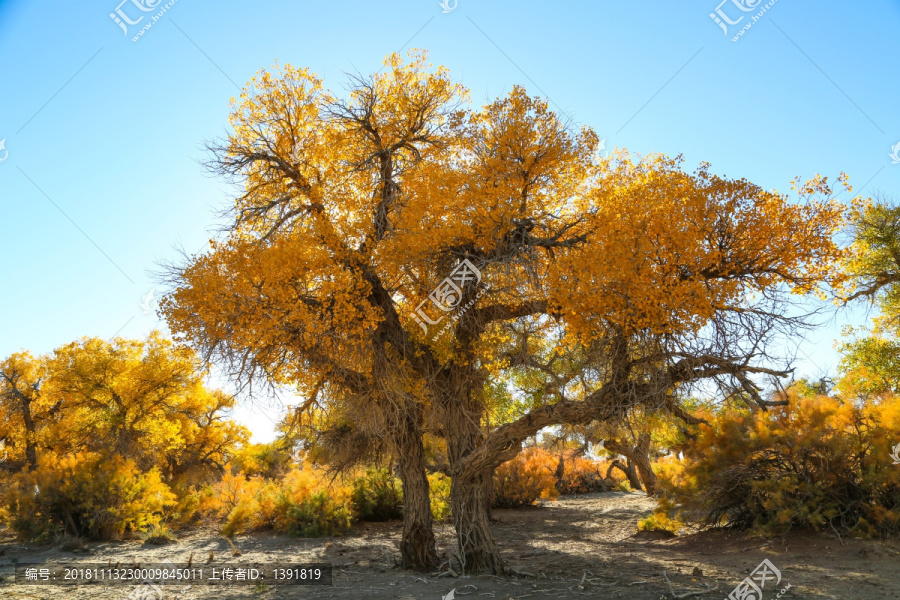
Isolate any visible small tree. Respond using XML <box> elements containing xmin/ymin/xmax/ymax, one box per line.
<box><xmin>1</xmin><ymin>334</ymin><xmax>247</xmax><ymax>479</ymax></box>
<box><xmin>0</xmin><ymin>334</ymin><xmax>247</xmax><ymax>540</ymax></box>
<box><xmin>840</xmin><ymin>197</ymin><xmax>900</xmax><ymax>401</ymax></box>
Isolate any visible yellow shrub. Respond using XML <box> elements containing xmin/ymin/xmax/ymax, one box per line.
<box><xmin>2</xmin><ymin>453</ymin><xmax>175</xmax><ymax>541</ymax></box>
<box><xmin>272</xmin><ymin>466</ymin><xmax>353</xmax><ymax>536</ymax></box>
<box><xmin>654</xmin><ymin>395</ymin><xmax>900</xmax><ymax>537</ymax></box>
<box><xmin>218</xmin><ymin>476</ymin><xmax>268</xmax><ymax>537</ymax></box>
<box><xmin>638</xmin><ymin>495</ymin><xmax>683</xmax><ymax>535</ymax></box>
<box><xmin>493</xmin><ymin>447</ymin><xmax>559</xmax><ymax>508</ymax></box>
<box><xmin>428</xmin><ymin>472</ymin><xmax>452</xmax><ymax>521</ymax></box>
<box><xmin>558</xmin><ymin>454</ymin><xmax>624</xmax><ymax>494</ymax></box>
<box><xmin>210</xmin><ymin>464</ymin><xmax>353</xmax><ymax>537</ymax></box>
<box><xmin>211</xmin><ymin>469</ymin><xmax>265</xmax><ymax>518</ymax></box>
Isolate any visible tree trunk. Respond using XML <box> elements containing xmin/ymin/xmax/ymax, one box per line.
<box><xmin>482</xmin><ymin>470</ymin><xmax>493</xmax><ymax>521</ymax></box>
<box><xmin>604</xmin><ymin>458</ymin><xmax>620</xmax><ymax>480</ymax></box>
<box><xmin>624</xmin><ymin>458</ymin><xmax>643</xmax><ymax>491</ymax></box>
<box><xmin>450</xmin><ymin>475</ymin><xmax>503</xmax><ymax>575</ymax></box>
<box><xmin>605</xmin><ymin>456</ymin><xmax>641</xmax><ymax>492</ymax></box>
<box><xmin>631</xmin><ymin>433</ymin><xmax>658</xmax><ymax>496</ymax></box>
<box><xmin>20</xmin><ymin>395</ymin><xmax>38</xmax><ymax>470</ymax></box>
<box><xmin>605</xmin><ymin>435</ymin><xmax>657</xmax><ymax>495</ymax></box>
<box><xmin>396</xmin><ymin>411</ymin><xmax>439</xmax><ymax>571</ymax></box>
<box><xmin>444</xmin><ymin>390</ymin><xmax>504</xmax><ymax>574</ymax></box>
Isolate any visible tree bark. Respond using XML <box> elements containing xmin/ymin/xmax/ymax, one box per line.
<box><xmin>604</xmin><ymin>434</ymin><xmax>658</xmax><ymax>495</ymax></box>
<box><xmin>630</xmin><ymin>433</ymin><xmax>659</xmax><ymax>496</ymax></box>
<box><xmin>444</xmin><ymin>388</ymin><xmax>505</xmax><ymax>574</ymax></box>
<box><xmin>450</xmin><ymin>474</ymin><xmax>503</xmax><ymax>574</ymax></box>
<box><xmin>396</xmin><ymin>410</ymin><xmax>439</xmax><ymax>571</ymax></box>
<box><xmin>624</xmin><ymin>459</ymin><xmax>643</xmax><ymax>491</ymax></box>
<box><xmin>482</xmin><ymin>470</ymin><xmax>493</xmax><ymax>521</ymax></box>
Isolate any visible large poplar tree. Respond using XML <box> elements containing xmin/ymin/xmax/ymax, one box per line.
<box><xmin>162</xmin><ymin>51</ymin><xmax>848</xmax><ymax>572</ymax></box>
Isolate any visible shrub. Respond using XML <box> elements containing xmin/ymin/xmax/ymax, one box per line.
<box><xmin>557</xmin><ymin>454</ymin><xmax>620</xmax><ymax>494</ymax></box>
<box><xmin>2</xmin><ymin>453</ymin><xmax>175</xmax><ymax>541</ymax></box>
<box><xmin>351</xmin><ymin>468</ymin><xmax>403</xmax><ymax>521</ymax></box>
<box><xmin>492</xmin><ymin>447</ymin><xmax>559</xmax><ymax>508</ymax></box>
<box><xmin>273</xmin><ymin>466</ymin><xmax>353</xmax><ymax>536</ymax></box>
<box><xmin>161</xmin><ymin>481</ymin><xmax>210</xmax><ymax>527</ymax></box>
<box><xmin>637</xmin><ymin>495</ymin><xmax>682</xmax><ymax>535</ymax></box>
<box><xmin>142</xmin><ymin>523</ymin><xmax>177</xmax><ymax>545</ymax></box>
<box><xmin>279</xmin><ymin>490</ymin><xmax>353</xmax><ymax>537</ymax></box>
<box><xmin>428</xmin><ymin>472</ymin><xmax>452</xmax><ymax>521</ymax></box>
<box><xmin>212</xmin><ymin>465</ymin><xmax>353</xmax><ymax>537</ymax></box>
<box><xmin>654</xmin><ymin>395</ymin><xmax>900</xmax><ymax>537</ymax></box>
<box><xmin>218</xmin><ymin>475</ymin><xmax>267</xmax><ymax>537</ymax></box>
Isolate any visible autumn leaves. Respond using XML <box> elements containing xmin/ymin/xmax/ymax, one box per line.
<box><xmin>161</xmin><ymin>51</ymin><xmax>853</xmax><ymax>573</ymax></box>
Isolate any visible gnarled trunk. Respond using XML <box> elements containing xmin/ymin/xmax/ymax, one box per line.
<box><xmin>631</xmin><ymin>433</ymin><xmax>658</xmax><ymax>496</ymax></box>
<box><xmin>396</xmin><ymin>411</ymin><xmax>439</xmax><ymax>571</ymax></box>
<box><xmin>445</xmin><ymin>391</ymin><xmax>504</xmax><ymax>574</ymax></box>
<box><xmin>605</xmin><ymin>457</ymin><xmax>642</xmax><ymax>490</ymax></box>
<box><xmin>625</xmin><ymin>459</ymin><xmax>643</xmax><ymax>491</ymax></box>
<box><xmin>450</xmin><ymin>474</ymin><xmax>503</xmax><ymax>574</ymax></box>
<box><xmin>605</xmin><ymin>434</ymin><xmax>658</xmax><ymax>495</ymax></box>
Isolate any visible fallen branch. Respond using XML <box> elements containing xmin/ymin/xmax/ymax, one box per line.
<box><xmin>663</xmin><ymin>571</ymin><xmax>720</xmax><ymax>598</ymax></box>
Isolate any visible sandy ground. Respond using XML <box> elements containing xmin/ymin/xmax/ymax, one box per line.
<box><xmin>1</xmin><ymin>491</ymin><xmax>898</xmax><ymax>599</ymax></box>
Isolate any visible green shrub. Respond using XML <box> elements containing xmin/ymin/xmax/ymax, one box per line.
<box><xmin>351</xmin><ymin>468</ymin><xmax>403</xmax><ymax>521</ymax></box>
<box><xmin>141</xmin><ymin>523</ymin><xmax>177</xmax><ymax>545</ymax></box>
<box><xmin>281</xmin><ymin>490</ymin><xmax>353</xmax><ymax>537</ymax></box>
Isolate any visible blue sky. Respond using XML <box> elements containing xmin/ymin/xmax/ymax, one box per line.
<box><xmin>1</xmin><ymin>0</ymin><xmax>898</xmax><ymax>441</ymax></box>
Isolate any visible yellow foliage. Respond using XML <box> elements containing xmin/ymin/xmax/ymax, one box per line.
<box><xmin>557</xmin><ymin>454</ymin><xmax>623</xmax><ymax>494</ymax></box>
<box><xmin>2</xmin><ymin>453</ymin><xmax>175</xmax><ymax>541</ymax></box>
<box><xmin>428</xmin><ymin>472</ymin><xmax>452</xmax><ymax>522</ymax></box>
<box><xmin>554</xmin><ymin>156</ymin><xmax>847</xmax><ymax>339</ymax></box>
<box><xmin>0</xmin><ymin>334</ymin><xmax>248</xmax><ymax>485</ymax></box>
<box><xmin>206</xmin><ymin>464</ymin><xmax>353</xmax><ymax>537</ymax></box>
<box><xmin>653</xmin><ymin>393</ymin><xmax>900</xmax><ymax>537</ymax></box>
<box><xmin>493</xmin><ymin>447</ymin><xmax>559</xmax><ymax>508</ymax></box>
<box><xmin>232</xmin><ymin>442</ymin><xmax>292</xmax><ymax>478</ymax></box>
<box><xmin>204</xmin><ymin>464</ymin><xmax>455</xmax><ymax>532</ymax></box>
<box><xmin>638</xmin><ymin>503</ymin><xmax>682</xmax><ymax>536</ymax></box>
<box><xmin>0</xmin><ymin>334</ymin><xmax>250</xmax><ymax>541</ymax></box>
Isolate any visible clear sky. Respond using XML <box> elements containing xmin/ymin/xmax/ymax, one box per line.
<box><xmin>1</xmin><ymin>0</ymin><xmax>898</xmax><ymax>441</ymax></box>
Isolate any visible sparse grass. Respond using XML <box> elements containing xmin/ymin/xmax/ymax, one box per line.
<box><xmin>637</xmin><ymin>511</ymin><xmax>680</xmax><ymax>536</ymax></box>
<box><xmin>141</xmin><ymin>523</ymin><xmax>177</xmax><ymax>545</ymax></box>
